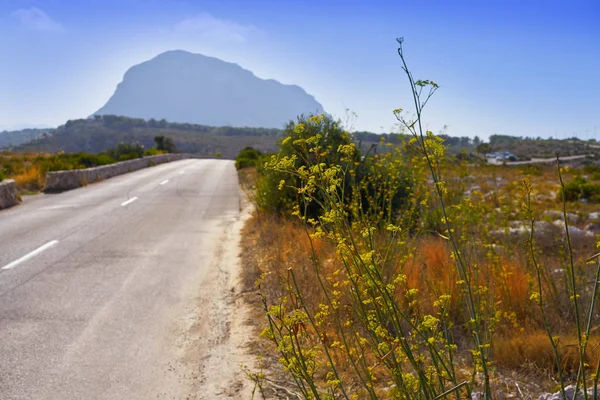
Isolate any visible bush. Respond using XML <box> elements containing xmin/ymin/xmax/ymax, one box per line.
<box><xmin>235</xmin><ymin>146</ymin><xmax>262</xmax><ymax>170</ymax></box>
<box><xmin>257</xmin><ymin>114</ymin><xmax>359</xmax><ymax>218</ymax></box>
<box><xmin>0</xmin><ymin>169</ymin><xmax>4</xmax><ymax>182</ymax></box>
<box><xmin>255</xmin><ymin>154</ymin><xmax>296</xmax><ymax>213</ymax></box>
<box><xmin>106</xmin><ymin>143</ymin><xmax>144</xmax><ymax>161</ymax></box>
<box><xmin>559</xmin><ymin>175</ymin><xmax>600</xmax><ymax>202</ymax></box>
<box><xmin>144</xmin><ymin>147</ymin><xmax>166</xmax><ymax>156</ymax></box>
<box><xmin>520</xmin><ymin>164</ymin><xmax>543</xmax><ymax>176</ymax></box>
<box><xmin>257</xmin><ymin>114</ymin><xmax>416</xmax><ymax>226</ymax></box>
<box><xmin>35</xmin><ymin>153</ymin><xmax>115</xmax><ymax>173</ymax></box>
<box><xmin>583</xmin><ymin>165</ymin><xmax>600</xmax><ymax>180</ymax></box>
<box><xmin>153</xmin><ymin>136</ymin><xmax>177</xmax><ymax>153</ymax></box>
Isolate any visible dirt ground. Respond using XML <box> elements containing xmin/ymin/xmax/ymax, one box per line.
<box><xmin>170</xmin><ymin>201</ymin><xmax>259</xmax><ymax>399</ymax></box>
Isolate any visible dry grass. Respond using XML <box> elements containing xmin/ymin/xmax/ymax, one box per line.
<box><xmin>493</xmin><ymin>331</ymin><xmax>600</xmax><ymax>377</ymax></box>
<box><xmin>238</xmin><ymin>159</ymin><xmax>600</xmax><ymax>397</ymax></box>
<box><xmin>13</xmin><ymin>165</ymin><xmax>44</xmax><ymax>192</ymax></box>
<box><xmin>240</xmin><ymin>212</ymin><xmax>565</xmax><ymax>396</ymax></box>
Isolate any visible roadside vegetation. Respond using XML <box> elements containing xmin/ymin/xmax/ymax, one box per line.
<box><xmin>239</xmin><ymin>40</ymin><xmax>600</xmax><ymax>399</ymax></box>
<box><xmin>0</xmin><ymin>136</ymin><xmax>176</xmax><ymax>194</ymax></box>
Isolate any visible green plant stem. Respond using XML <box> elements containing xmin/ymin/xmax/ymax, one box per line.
<box><xmin>524</xmin><ymin>180</ymin><xmax>566</xmax><ymax>398</ymax></box>
<box><xmin>557</xmin><ymin>157</ymin><xmax>586</xmax><ymax>397</ymax></box>
<box><xmin>396</xmin><ymin>38</ymin><xmax>491</xmax><ymax>398</ymax></box>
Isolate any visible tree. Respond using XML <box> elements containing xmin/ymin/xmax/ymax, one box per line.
<box><xmin>154</xmin><ymin>136</ymin><xmax>177</xmax><ymax>153</ymax></box>
<box><xmin>476</xmin><ymin>143</ymin><xmax>491</xmax><ymax>154</ymax></box>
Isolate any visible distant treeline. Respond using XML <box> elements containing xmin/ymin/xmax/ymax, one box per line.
<box><xmin>84</xmin><ymin>115</ymin><xmax>282</xmax><ymax>137</ymax></box>
<box><xmin>10</xmin><ymin>115</ymin><xmax>283</xmax><ymax>158</ymax></box>
<box><xmin>0</xmin><ymin>128</ymin><xmax>52</xmax><ymax>148</ymax></box>
<box><xmin>4</xmin><ymin>115</ymin><xmax>598</xmax><ymax>160</ymax></box>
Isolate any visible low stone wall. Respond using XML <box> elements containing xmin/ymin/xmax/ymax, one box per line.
<box><xmin>0</xmin><ymin>180</ymin><xmax>18</xmax><ymax>210</ymax></box>
<box><xmin>44</xmin><ymin>154</ymin><xmax>191</xmax><ymax>193</ymax></box>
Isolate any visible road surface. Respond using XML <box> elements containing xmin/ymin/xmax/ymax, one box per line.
<box><xmin>486</xmin><ymin>154</ymin><xmax>589</xmax><ymax>165</ymax></box>
<box><xmin>0</xmin><ymin>159</ymin><xmax>252</xmax><ymax>399</ymax></box>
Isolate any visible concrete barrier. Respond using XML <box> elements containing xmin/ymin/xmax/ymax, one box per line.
<box><xmin>44</xmin><ymin>154</ymin><xmax>191</xmax><ymax>193</ymax></box>
<box><xmin>0</xmin><ymin>180</ymin><xmax>19</xmax><ymax>210</ymax></box>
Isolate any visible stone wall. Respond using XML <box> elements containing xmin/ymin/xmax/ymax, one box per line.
<box><xmin>44</xmin><ymin>154</ymin><xmax>191</xmax><ymax>193</ymax></box>
<box><xmin>0</xmin><ymin>180</ymin><xmax>18</xmax><ymax>210</ymax></box>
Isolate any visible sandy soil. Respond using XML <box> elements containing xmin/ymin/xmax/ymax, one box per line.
<box><xmin>171</xmin><ymin>203</ymin><xmax>257</xmax><ymax>400</ymax></box>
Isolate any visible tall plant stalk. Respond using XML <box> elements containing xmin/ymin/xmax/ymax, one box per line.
<box><xmin>394</xmin><ymin>38</ymin><xmax>492</xmax><ymax>398</ymax></box>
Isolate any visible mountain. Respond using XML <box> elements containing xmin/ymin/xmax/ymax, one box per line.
<box><xmin>94</xmin><ymin>50</ymin><xmax>325</xmax><ymax>128</ymax></box>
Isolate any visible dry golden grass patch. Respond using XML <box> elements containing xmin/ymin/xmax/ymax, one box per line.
<box><xmin>13</xmin><ymin>165</ymin><xmax>44</xmax><ymax>192</ymax></box>
<box><xmin>493</xmin><ymin>331</ymin><xmax>600</xmax><ymax>376</ymax></box>
<box><xmin>238</xmin><ymin>157</ymin><xmax>600</xmax><ymax>397</ymax></box>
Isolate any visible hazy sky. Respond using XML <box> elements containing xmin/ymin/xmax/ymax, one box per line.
<box><xmin>1</xmin><ymin>0</ymin><xmax>598</xmax><ymax>139</ymax></box>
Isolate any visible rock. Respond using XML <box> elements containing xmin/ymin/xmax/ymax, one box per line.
<box><xmin>551</xmin><ymin>220</ymin><xmax>594</xmax><ymax>238</ymax></box>
<box><xmin>510</xmin><ymin>220</ymin><xmax>525</xmax><ymax>228</ymax></box>
<box><xmin>585</xmin><ymin>222</ymin><xmax>600</xmax><ymax>234</ymax></box>
<box><xmin>490</xmin><ymin>221</ymin><xmax>554</xmax><ymax>240</ymax></box>
<box><xmin>535</xmin><ymin>194</ymin><xmax>554</xmax><ymax>202</ymax></box>
<box><xmin>544</xmin><ymin>210</ymin><xmax>579</xmax><ymax>224</ymax></box>
<box><xmin>538</xmin><ymin>384</ymin><xmax>599</xmax><ymax>400</ymax></box>
<box><xmin>570</xmin><ymin>226</ymin><xmax>593</xmax><ymax>238</ymax></box>
<box><xmin>0</xmin><ymin>179</ymin><xmax>19</xmax><ymax>210</ymax></box>
<box><xmin>534</xmin><ymin>221</ymin><xmax>553</xmax><ymax>231</ymax></box>
<box><xmin>489</xmin><ymin>226</ymin><xmax>528</xmax><ymax>239</ymax></box>
<box><xmin>589</xmin><ymin>212</ymin><xmax>600</xmax><ymax>221</ymax></box>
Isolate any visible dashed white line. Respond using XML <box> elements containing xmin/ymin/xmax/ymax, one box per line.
<box><xmin>2</xmin><ymin>240</ymin><xmax>59</xmax><ymax>271</ymax></box>
<box><xmin>179</xmin><ymin>170</ymin><xmax>185</xmax><ymax>174</ymax></box>
<box><xmin>121</xmin><ymin>197</ymin><xmax>138</xmax><ymax>207</ymax></box>
<box><xmin>160</xmin><ymin>180</ymin><xmax>169</xmax><ymax>185</ymax></box>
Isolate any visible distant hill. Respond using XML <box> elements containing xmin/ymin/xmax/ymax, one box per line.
<box><xmin>0</xmin><ymin>128</ymin><xmax>52</xmax><ymax>149</ymax></box>
<box><xmin>12</xmin><ymin>115</ymin><xmax>281</xmax><ymax>159</ymax></box>
<box><xmin>94</xmin><ymin>50</ymin><xmax>324</xmax><ymax>128</ymax></box>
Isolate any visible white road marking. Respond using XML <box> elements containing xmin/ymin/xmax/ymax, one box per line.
<box><xmin>180</xmin><ymin>170</ymin><xmax>185</xmax><ymax>174</ymax></box>
<box><xmin>160</xmin><ymin>180</ymin><xmax>169</xmax><ymax>185</ymax></box>
<box><xmin>121</xmin><ymin>197</ymin><xmax>138</xmax><ymax>207</ymax></box>
<box><xmin>2</xmin><ymin>240</ymin><xmax>59</xmax><ymax>271</ymax></box>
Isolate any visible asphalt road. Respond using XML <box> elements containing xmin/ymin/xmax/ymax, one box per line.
<box><xmin>0</xmin><ymin>159</ymin><xmax>241</xmax><ymax>400</ymax></box>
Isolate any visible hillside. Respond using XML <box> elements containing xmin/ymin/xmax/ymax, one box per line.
<box><xmin>12</xmin><ymin>115</ymin><xmax>281</xmax><ymax>159</ymax></box>
<box><xmin>94</xmin><ymin>50</ymin><xmax>324</xmax><ymax>128</ymax></box>
<box><xmin>8</xmin><ymin>115</ymin><xmax>600</xmax><ymax>162</ymax></box>
<box><xmin>0</xmin><ymin>128</ymin><xmax>53</xmax><ymax>148</ymax></box>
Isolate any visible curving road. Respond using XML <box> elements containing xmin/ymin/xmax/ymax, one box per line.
<box><xmin>0</xmin><ymin>159</ymin><xmax>245</xmax><ymax>399</ymax></box>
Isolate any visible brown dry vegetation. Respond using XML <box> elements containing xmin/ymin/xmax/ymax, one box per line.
<box><xmin>239</xmin><ymin>156</ymin><xmax>600</xmax><ymax>398</ymax></box>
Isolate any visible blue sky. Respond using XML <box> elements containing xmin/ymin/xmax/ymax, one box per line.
<box><xmin>1</xmin><ymin>0</ymin><xmax>598</xmax><ymax>139</ymax></box>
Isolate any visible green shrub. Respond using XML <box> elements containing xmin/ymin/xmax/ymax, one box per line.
<box><xmin>257</xmin><ymin>114</ymin><xmax>415</xmax><ymax>224</ymax></box>
<box><xmin>35</xmin><ymin>153</ymin><xmax>116</xmax><ymax>173</ymax></box>
<box><xmin>255</xmin><ymin>154</ymin><xmax>295</xmax><ymax>213</ymax></box>
<box><xmin>144</xmin><ymin>147</ymin><xmax>165</xmax><ymax>156</ymax></box>
<box><xmin>520</xmin><ymin>164</ymin><xmax>543</xmax><ymax>176</ymax></box>
<box><xmin>153</xmin><ymin>136</ymin><xmax>177</xmax><ymax>153</ymax></box>
<box><xmin>559</xmin><ymin>175</ymin><xmax>600</xmax><ymax>202</ymax></box>
<box><xmin>582</xmin><ymin>165</ymin><xmax>600</xmax><ymax>180</ymax></box>
<box><xmin>257</xmin><ymin>114</ymin><xmax>359</xmax><ymax>218</ymax></box>
<box><xmin>235</xmin><ymin>146</ymin><xmax>262</xmax><ymax>169</ymax></box>
<box><xmin>106</xmin><ymin>143</ymin><xmax>144</xmax><ymax>161</ymax></box>
<box><xmin>0</xmin><ymin>169</ymin><xmax>4</xmax><ymax>182</ymax></box>
<box><xmin>583</xmin><ymin>165</ymin><xmax>600</xmax><ymax>174</ymax></box>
